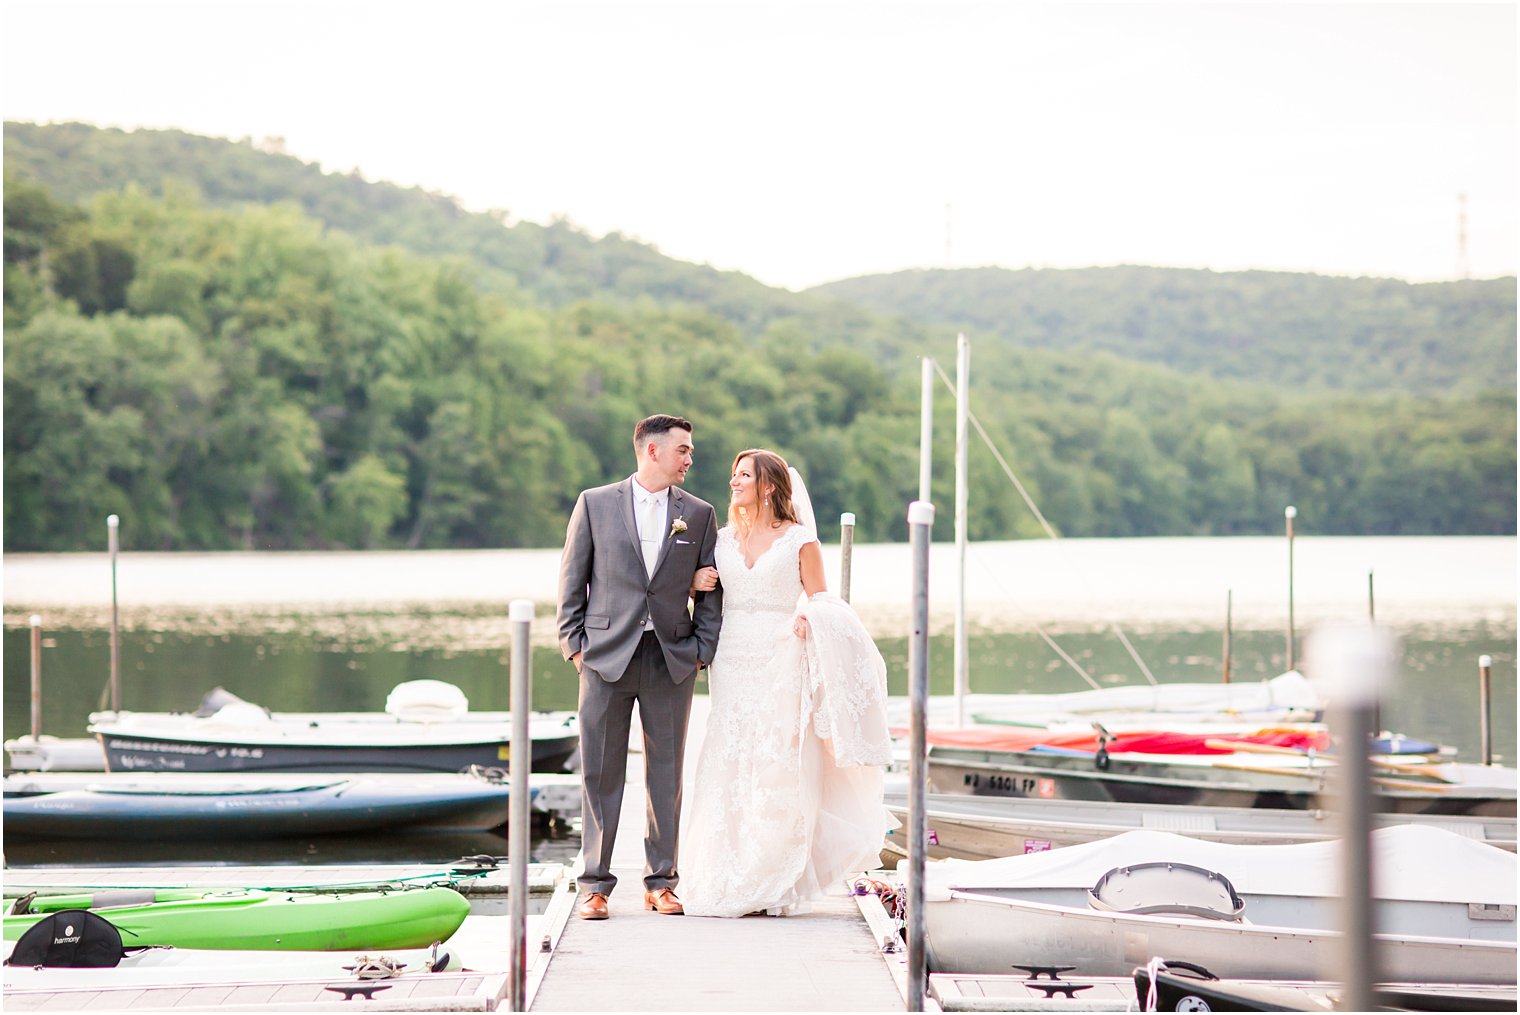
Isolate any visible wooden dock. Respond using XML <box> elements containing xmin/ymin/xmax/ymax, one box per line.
<box><xmin>528</xmin><ymin>697</ymin><xmax>906</xmax><ymax>1011</ymax></box>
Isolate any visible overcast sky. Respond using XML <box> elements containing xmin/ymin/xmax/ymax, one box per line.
<box><xmin>3</xmin><ymin>1</ymin><xmax>1514</xmax><ymax>291</ymax></box>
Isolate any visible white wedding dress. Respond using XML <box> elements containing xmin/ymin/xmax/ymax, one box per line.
<box><xmin>681</xmin><ymin>523</ymin><xmax>895</xmax><ymax>918</ymax></box>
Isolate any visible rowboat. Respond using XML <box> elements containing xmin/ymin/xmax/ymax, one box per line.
<box><xmin>1</xmin><ymin>770</ymin><xmax>530</xmax><ymax>839</ymax></box>
<box><xmin>882</xmin><ymin>790</ymin><xmax>1519</xmax><ymax>860</ymax></box>
<box><xmin>3</xmin><ymin>887</ymin><xmax>470</xmax><ymax>951</ymax></box>
<box><xmin>917</xmin><ymin>825</ymin><xmax>1517</xmax><ymax>984</ymax></box>
<box><xmin>1131</xmin><ymin>959</ymin><xmax>1519</xmax><ymax>1013</ymax></box>
<box><xmin>86</xmin><ymin>681</ymin><xmax>579</xmax><ymax>774</ymax></box>
<box><xmin>928</xmin><ymin>743</ymin><xmax>1517</xmax><ymax>816</ymax></box>
<box><xmin>927</xmin><ymin>968</ymin><xmax>1519</xmax><ymax>1012</ymax></box>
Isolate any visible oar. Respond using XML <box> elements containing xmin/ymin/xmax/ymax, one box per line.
<box><xmin>1203</xmin><ymin>738</ymin><xmax>1328</xmax><ymax>765</ymax></box>
<box><xmin>1366</xmin><ymin>759</ymin><xmax>1457</xmax><ymax>783</ymax></box>
<box><xmin>1208</xmin><ymin>760</ymin><xmax>1329</xmax><ymax>781</ymax></box>
<box><xmin>1371</xmin><ymin>776</ymin><xmax>1457</xmax><ymax>794</ymax></box>
<box><xmin>1203</xmin><ymin>738</ymin><xmax>1456</xmax><ymax>783</ymax></box>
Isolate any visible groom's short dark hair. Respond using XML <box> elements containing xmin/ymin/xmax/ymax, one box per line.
<box><xmin>634</xmin><ymin>414</ymin><xmax>693</xmax><ymax>449</ymax></box>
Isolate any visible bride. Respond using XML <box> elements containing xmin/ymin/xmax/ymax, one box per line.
<box><xmin>681</xmin><ymin>448</ymin><xmax>894</xmax><ymax>918</ymax></box>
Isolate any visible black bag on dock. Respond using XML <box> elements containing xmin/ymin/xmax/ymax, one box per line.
<box><xmin>6</xmin><ymin>909</ymin><xmax>125</xmax><ymax>967</ymax></box>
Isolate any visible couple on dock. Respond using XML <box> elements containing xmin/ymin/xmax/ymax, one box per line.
<box><xmin>556</xmin><ymin>414</ymin><xmax>894</xmax><ymax>920</ymax></box>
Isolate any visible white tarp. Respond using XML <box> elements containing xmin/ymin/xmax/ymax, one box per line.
<box><xmin>916</xmin><ymin>824</ymin><xmax>1516</xmax><ymax>906</ymax></box>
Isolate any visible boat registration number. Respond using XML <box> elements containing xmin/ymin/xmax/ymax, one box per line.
<box><xmin>962</xmin><ymin>773</ymin><xmax>1057</xmax><ymax>798</ymax></box>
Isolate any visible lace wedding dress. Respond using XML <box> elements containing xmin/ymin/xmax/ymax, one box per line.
<box><xmin>681</xmin><ymin>523</ymin><xmax>895</xmax><ymax>918</ymax></box>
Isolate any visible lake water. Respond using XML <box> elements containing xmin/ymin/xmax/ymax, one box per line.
<box><xmin>4</xmin><ymin>536</ymin><xmax>1514</xmax><ymax>865</ymax></box>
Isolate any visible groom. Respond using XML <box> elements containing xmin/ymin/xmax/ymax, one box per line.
<box><xmin>557</xmin><ymin>414</ymin><xmax>722</xmax><ymax>920</ymax></box>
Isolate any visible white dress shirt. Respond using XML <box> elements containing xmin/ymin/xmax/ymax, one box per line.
<box><xmin>632</xmin><ymin>478</ymin><xmax>668</xmax><ymax>629</ymax></box>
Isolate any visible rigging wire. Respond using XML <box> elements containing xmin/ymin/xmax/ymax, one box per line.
<box><xmin>930</xmin><ymin>359</ymin><xmax>1160</xmax><ymax>687</ymax></box>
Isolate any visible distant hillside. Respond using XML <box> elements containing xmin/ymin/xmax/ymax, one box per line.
<box><xmin>813</xmin><ymin>266</ymin><xmax>1517</xmax><ymax>397</ymax></box>
<box><xmin>2</xmin><ymin>120</ymin><xmax>919</xmax><ymax>359</ymax></box>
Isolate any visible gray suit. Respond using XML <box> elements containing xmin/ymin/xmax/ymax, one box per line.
<box><xmin>557</xmin><ymin>477</ymin><xmax>722</xmax><ymax>896</ymax></box>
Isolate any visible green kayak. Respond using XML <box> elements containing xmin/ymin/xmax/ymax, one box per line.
<box><xmin>4</xmin><ymin>886</ymin><xmax>469</xmax><ymax>951</ymax></box>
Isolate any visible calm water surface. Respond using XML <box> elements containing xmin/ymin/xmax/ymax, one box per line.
<box><xmin>4</xmin><ymin>537</ymin><xmax>1514</xmax><ymax>867</ymax></box>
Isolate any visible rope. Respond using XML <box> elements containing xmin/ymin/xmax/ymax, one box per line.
<box><xmin>929</xmin><ymin>358</ymin><xmax>1159</xmax><ymax>689</ymax></box>
<box><xmin>1110</xmin><ymin>622</ymin><xmax>1159</xmax><ymax>686</ymax></box>
<box><xmin>346</xmin><ymin>955</ymin><xmax>406</xmax><ymax>979</ymax></box>
<box><xmin>850</xmin><ymin>876</ymin><xmax>904</xmax><ymax>921</ymax></box>
<box><xmin>1143</xmin><ymin>955</ymin><xmax>1163</xmax><ymax>1011</ymax></box>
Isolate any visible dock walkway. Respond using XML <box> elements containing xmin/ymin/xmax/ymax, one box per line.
<box><xmin>529</xmin><ymin>697</ymin><xmax>905</xmax><ymax>1012</ymax></box>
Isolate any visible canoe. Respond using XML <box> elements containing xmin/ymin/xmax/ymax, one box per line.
<box><xmin>3</xmin><ymin>887</ymin><xmax>470</xmax><ymax>951</ymax></box>
<box><xmin>916</xmin><ymin>825</ymin><xmax>1517</xmax><ymax>983</ymax></box>
<box><xmin>882</xmin><ymin>790</ymin><xmax>1518</xmax><ymax>860</ymax></box>
<box><xmin>927</xmin><ymin>743</ymin><xmax>1518</xmax><ymax>816</ymax></box>
<box><xmin>2</xmin><ymin>770</ymin><xmax>521</xmax><ymax>839</ymax></box>
<box><xmin>86</xmin><ymin>681</ymin><xmax>579</xmax><ymax>774</ymax></box>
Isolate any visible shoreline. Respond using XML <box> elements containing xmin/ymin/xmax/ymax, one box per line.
<box><xmin>5</xmin><ymin>536</ymin><xmax>1514</xmax><ymax>641</ymax></box>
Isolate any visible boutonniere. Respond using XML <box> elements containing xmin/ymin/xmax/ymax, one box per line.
<box><xmin>669</xmin><ymin>517</ymin><xmax>687</xmax><ymax>538</ymax></box>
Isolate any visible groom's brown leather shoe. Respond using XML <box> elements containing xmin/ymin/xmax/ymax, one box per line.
<box><xmin>644</xmin><ymin>888</ymin><xmax>684</xmax><ymax>915</ymax></box>
<box><xmin>576</xmin><ymin>893</ymin><xmax>609</xmax><ymax>920</ymax></box>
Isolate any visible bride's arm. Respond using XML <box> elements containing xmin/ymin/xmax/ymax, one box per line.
<box><xmin>793</xmin><ymin>540</ymin><xmax>827</xmax><ymax>637</ymax></box>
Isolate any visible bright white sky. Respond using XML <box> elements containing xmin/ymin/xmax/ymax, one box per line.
<box><xmin>3</xmin><ymin>1</ymin><xmax>1515</xmax><ymax>291</ymax></box>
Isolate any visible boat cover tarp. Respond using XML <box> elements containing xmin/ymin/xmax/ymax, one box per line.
<box><xmin>913</xmin><ymin>727</ymin><xmax>1330</xmax><ymax>755</ymax></box>
<box><xmin>918</xmin><ymin>825</ymin><xmax>1516</xmax><ymax>905</ymax></box>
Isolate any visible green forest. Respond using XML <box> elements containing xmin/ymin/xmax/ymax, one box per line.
<box><xmin>4</xmin><ymin>121</ymin><xmax>1515</xmax><ymax>552</ymax></box>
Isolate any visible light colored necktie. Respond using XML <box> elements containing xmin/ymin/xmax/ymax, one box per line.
<box><xmin>641</xmin><ymin>495</ymin><xmax>662</xmax><ymax>577</ymax></box>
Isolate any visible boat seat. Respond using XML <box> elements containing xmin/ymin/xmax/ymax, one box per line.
<box><xmin>1087</xmin><ymin>862</ymin><xmax>1245</xmax><ymax>922</ymax></box>
<box><xmin>385</xmin><ymin>680</ymin><xmax>469</xmax><ymax>723</ymax></box>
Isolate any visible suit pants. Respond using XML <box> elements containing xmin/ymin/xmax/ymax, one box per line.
<box><xmin>576</xmin><ymin>630</ymin><xmax>695</xmax><ymax>896</ymax></box>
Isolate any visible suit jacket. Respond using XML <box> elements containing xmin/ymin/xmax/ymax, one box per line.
<box><xmin>557</xmin><ymin>477</ymin><xmax>722</xmax><ymax>683</ymax></box>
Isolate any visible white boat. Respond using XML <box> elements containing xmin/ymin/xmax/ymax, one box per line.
<box><xmin>887</xmin><ymin>671</ymin><xmax>1323</xmax><ymax>729</ymax></box>
<box><xmin>83</xmin><ymin>681</ymin><xmax>579</xmax><ymax>774</ymax></box>
<box><xmin>1</xmin><ymin>735</ymin><xmax>106</xmax><ymax>772</ymax></box>
<box><xmin>883</xmin><ymin>790</ymin><xmax>1518</xmax><ymax>860</ymax></box>
<box><xmin>916</xmin><ymin>825</ymin><xmax>1517</xmax><ymax>984</ymax></box>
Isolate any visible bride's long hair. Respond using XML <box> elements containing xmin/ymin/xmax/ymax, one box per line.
<box><xmin>729</xmin><ymin>448</ymin><xmax>798</xmax><ymax>533</ymax></box>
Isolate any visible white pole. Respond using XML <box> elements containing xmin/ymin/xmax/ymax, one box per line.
<box><xmin>905</xmin><ymin>499</ymin><xmax>935</xmax><ymax>1013</ymax></box>
<box><xmin>918</xmin><ymin>357</ymin><xmax>933</xmax><ymax>503</ymax></box>
<box><xmin>1479</xmin><ymin>654</ymin><xmax>1494</xmax><ymax>766</ymax></box>
<box><xmin>29</xmin><ymin>613</ymin><xmax>42</xmax><ymax>741</ymax></box>
<box><xmin>839</xmin><ymin>512</ymin><xmax>856</xmax><ymax>604</ymax></box>
<box><xmin>107</xmin><ymin>514</ymin><xmax>121</xmax><ymax>712</ymax></box>
<box><xmin>1285</xmin><ymin>505</ymin><xmax>1297</xmax><ymax>672</ymax></box>
<box><xmin>1308</xmin><ymin>622</ymin><xmax>1394</xmax><ymax>1012</ymax></box>
<box><xmin>507</xmin><ymin>599</ymin><xmax>534</xmax><ymax>1012</ymax></box>
<box><xmin>954</xmin><ymin>334</ymin><xmax>970</xmax><ymax>728</ymax></box>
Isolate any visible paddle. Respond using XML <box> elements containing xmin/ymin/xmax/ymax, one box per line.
<box><xmin>1202</xmin><ymin>739</ymin><xmax>1456</xmax><ymax>783</ymax></box>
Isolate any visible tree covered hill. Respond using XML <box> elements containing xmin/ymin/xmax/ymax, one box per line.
<box><xmin>812</xmin><ymin>266</ymin><xmax>1516</xmax><ymax>398</ymax></box>
<box><xmin>2</xmin><ymin>120</ymin><xmax>917</xmax><ymax>358</ymax></box>
<box><xmin>3</xmin><ymin>121</ymin><xmax>1514</xmax><ymax>551</ymax></box>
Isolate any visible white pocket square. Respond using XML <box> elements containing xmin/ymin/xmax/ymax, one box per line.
<box><xmin>675</xmin><ymin>538</ymin><xmax>693</xmax><ymax>545</ymax></box>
